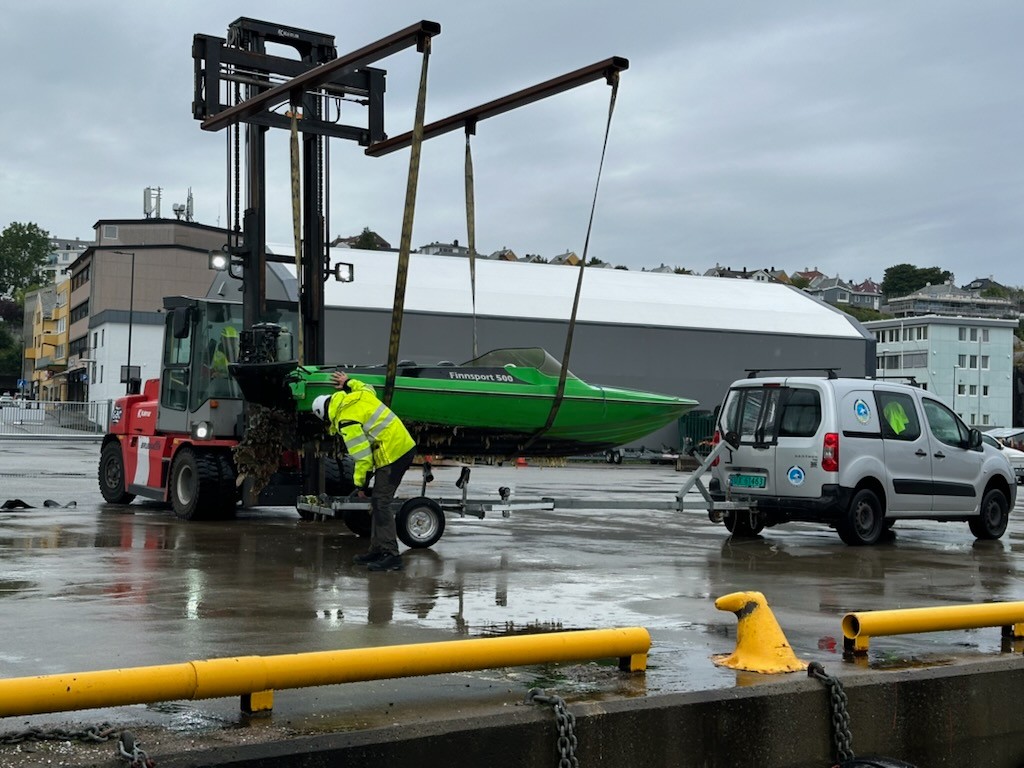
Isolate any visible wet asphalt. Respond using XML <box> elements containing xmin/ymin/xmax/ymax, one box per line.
<box><xmin>2</xmin><ymin>440</ymin><xmax>1023</xmax><ymax>739</ymax></box>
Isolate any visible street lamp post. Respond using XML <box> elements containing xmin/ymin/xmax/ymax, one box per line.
<box><xmin>112</xmin><ymin>251</ymin><xmax>140</xmax><ymax>394</ymax></box>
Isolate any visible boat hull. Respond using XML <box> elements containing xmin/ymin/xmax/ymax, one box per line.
<box><xmin>230</xmin><ymin>351</ymin><xmax>698</xmax><ymax>457</ymax></box>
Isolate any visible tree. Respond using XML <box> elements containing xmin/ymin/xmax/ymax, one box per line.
<box><xmin>790</xmin><ymin>275</ymin><xmax>811</xmax><ymax>289</ymax></box>
<box><xmin>881</xmin><ymin>264</ymin><xmax>952</xmax><ymax>298</ymax></box>
<box><xmin>354</xmin><ymin>227</ymin><xmax>378</xmax><ymax>250</ymax></box>
<box><xmin>0</xmin><ymin>322</ymin><xmax>20</xmax><ymax>377</ymax></box>
<box><xmin>0</xmin><ymin>222</ymin><xmax>50</xmax><ymax>297</ymax></box>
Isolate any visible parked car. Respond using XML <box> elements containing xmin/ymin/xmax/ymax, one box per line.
<box><xmin>708</xmin><ymin>375</ymin><xmax>1017</xmax><ymax>545</ymax></box>
<box><xmin>982</xmin><ymin>433</ymin><xmax>1024</xmax><ymax>485</ymax></box>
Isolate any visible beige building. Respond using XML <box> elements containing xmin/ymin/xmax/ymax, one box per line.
<box><xmin>64</xmin><ymin>219</ymin><xmax>228</xmax><ymax>402</ymax></box>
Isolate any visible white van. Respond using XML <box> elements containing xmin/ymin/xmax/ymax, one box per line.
<box><xmin>708</xmin><ymin>375</ymin><xmax>1017</xmax><ymax>545</ymax></box>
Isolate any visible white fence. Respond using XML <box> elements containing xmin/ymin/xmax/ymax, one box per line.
<box><xmin>0</xmin><ymin>399</ymin><xmax>111</xmax><ymax>439</ymax></box>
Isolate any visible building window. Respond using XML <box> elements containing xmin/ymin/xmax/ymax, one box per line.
<box><xmin>982</xmin><ymin>414</ymin><xmax>990</xmax><ymax>425</ymax></box>
<box><xmin>969</xmin><ymin>385</ymin><xmax>977</xmax><ymax>396</ymax></box>
<box><xmin>958</xmin><ymin>354</ymin><xmax>967</xmax><ymax>368</ymax></box>
<box><xmin>969</xmin><ymin>355</ymin><xmax>978</xmax><ymax>369</ymax></box>
<box><xmin>983</xmin><ymin>385</ymin><xmax>989</xmax><ymax>397</ymax></box>
<box><xmin>903</xmin><ymin>352</ymin><xmax>927</xmax><ymax>368</ymax></box>
<box><xmin>969</xmin><ymin>328</ymin><xmax>978</xmax><ymax>341</ymax></box>
<box><xmin>93</xmin><ymin>332</ymin><xmax>98</xmax><ymax>349</ymax></box>
<box><xmin>70</xmin><ymin>301</ymin><xmax>89</xmax><ymax>323</ymax></box>
<box><xmin>982</xmin><ymin>329</ymin><xmax>990</xmax><ymax>342</ymax></box>
<box><xmin>981</xmin><ymin>355</ymin><xmax>989</xmax><ymax>369</ymax></box>
<box><xmin>102</xmin><ymin>224</ymin><xmax>118</xmax><ymax>240</ymax></box>
<box><xmin>959</xmin><ymin>328</ymin><xmax>967</xmax><ymax>341</ymax></box>
<box><xmin>101</xmin><ymin>329</ymin><xmax>105</xmax><ymax>345</ymax></box>
<box><xmin>958</xmin><ymin>384</ymin><xmax>966</xmax><ymax>395</ymax></box>
<box><xmin>100</xmin><ymin>365</ymin><xmax>103</xmax><ymax>384</ymax></box>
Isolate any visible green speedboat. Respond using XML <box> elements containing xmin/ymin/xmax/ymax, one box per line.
<box><xmin>280</xmin><ymin>348</ymin><xmax>697</xmax><ymax>457</ymax></box>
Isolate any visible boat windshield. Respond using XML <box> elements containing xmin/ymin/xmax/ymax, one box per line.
<box><xmin>461</xmin><ymin>348</ymin><xmax>577</xmax><ymax>379</ymax></box>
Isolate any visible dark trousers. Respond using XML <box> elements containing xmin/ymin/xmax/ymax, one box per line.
<box><xmin>370</xmin><ymin>448</ymin><xmax>416</xmax><ymax>556</ymax></box>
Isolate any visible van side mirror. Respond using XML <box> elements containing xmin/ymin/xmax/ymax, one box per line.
<box><xmin>967</xmin><ymin>428</ymin><xmax>982</xmax><ymax>450</ymax></box>
<box><xmin>172</xmin><ymin>307</ymin><xmax>192</xmax><ymax>339</ymax></box>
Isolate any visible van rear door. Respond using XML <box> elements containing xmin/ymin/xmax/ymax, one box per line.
<box><xmin>717</xmin><ymin>383</ymin><xmax>781</xmax><ymax>495</ymax></box>
<box><xmin>771</xmin><ymin>385</ymin><xmax>826</xmax><ymax>500</ymax></box>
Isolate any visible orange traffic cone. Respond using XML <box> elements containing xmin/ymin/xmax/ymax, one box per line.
<box><xmin>515</xmin><ymin>457</ymin><xmax>528</xmax><ymax>468</ymax></box>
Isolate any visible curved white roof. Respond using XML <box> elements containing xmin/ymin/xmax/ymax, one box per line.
<box><xmin>271</xmin><ymin>246</ymin><xmax>865</xmax><ymax>338</ymax></box>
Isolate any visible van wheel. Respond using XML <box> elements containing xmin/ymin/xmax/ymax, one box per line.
<box><xmin>724</xmin><ymin>509</ymin><xmax>765</xmax><ymax>537</ymax></box>
<box><xmin>837</xmin><ymin>489</ymin><xmax>884</xmax><ymax>545</ymax></box>
<box><xmin>969</xmin><ymin>489</ymin><xmax>1009</xmax><ymax>540</ymax></box>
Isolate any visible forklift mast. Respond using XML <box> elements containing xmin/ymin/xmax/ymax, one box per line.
<box><xmin>192</xmin><ymin>17</ymin><xmax>388</xmax><ymax>367</ymax></box>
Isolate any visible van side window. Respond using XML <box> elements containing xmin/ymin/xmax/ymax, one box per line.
<box><xmin>875</xmin><ymin>392</ymin><xmax>921</xmax><ymax>441</ymax></box>
<box><xmin>778</xmin><ymin>389</ymin><xmax>821</xmax><ymax>437</ymax></box>
<box><xmin>922</xmin><ymin>399</ymin><xmax>969</xmax><ymax>447</ymax></box>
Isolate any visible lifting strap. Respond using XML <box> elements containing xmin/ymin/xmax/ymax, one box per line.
<box><xmin>288</xmin><ymin>107</ymin><xmax>305</xmax><ymax>365</ymax></box>
<box><xmin>383</xmin><ymin>39</ymin><xmax>432</xmax><ymax>406</ymax></box>
<box><xmin>522</xmin><ymin>71</ymin><xmax>619</xmax><ymax>453</ymax></box>
<box><xmin>464</xmin><ymin>125</ymin><xmax>479</xmax><ymax>358</ymax></box>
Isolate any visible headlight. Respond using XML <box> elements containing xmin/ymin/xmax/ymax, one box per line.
<box><xmin>191</xmin><ymin>421</ymin><xmax>212</xmax><ymax>440</ymax></box>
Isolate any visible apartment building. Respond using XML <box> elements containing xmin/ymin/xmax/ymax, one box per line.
<box><xmin>864</xmin><ymin>316</ymin><xmax>1017</xmax><ymax>428</ymax></box>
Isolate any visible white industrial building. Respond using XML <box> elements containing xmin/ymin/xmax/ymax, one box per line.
<box><xmin>212</xmin><ymin>247</ymin><xmax>876</xmax><ymax>449</ymax></box>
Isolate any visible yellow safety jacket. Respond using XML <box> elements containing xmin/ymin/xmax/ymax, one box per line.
<box><xmin>325</xmin><ymin>379</ymin><xmax>415</xmax><ymax>487</ymax></box>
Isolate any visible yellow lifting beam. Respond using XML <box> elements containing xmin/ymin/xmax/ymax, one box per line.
<box><xmin>842</xmin><ymin>601</ymin><xmax>1024</xmax><ymax>655</ymax></box>
<box><xmin>0</xmin><ymin>627</ymin><xmax>649</xmax><ymax>718</ymax></box>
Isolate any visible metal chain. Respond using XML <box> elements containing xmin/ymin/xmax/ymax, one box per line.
<box><xmin>527</xmin><ymin>688</ymin><xmax>579</xmax><ymax>768</ymax></box>
<box><xmin>808</xmin><ymin>662</ymin><xmax>855</xmax><ymax>763</ymax></box>
<box><xmin>0</xmin><ymin>723</ymin><xmax>117</xmax><ymax>746</ymax></box>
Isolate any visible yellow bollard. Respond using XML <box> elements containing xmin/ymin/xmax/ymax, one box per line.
<box><xmin>713</xmin><ymin>591</ymin><xmax>806</xmax><ymax>673</ymax></box>
<box><xmin>842</xmin><ymin>601</ymin><xmax>1024</xmax><ymax>654</ymax></box>
<box><xmin>0</xmin><ymin>627</ymin><xmax>650</xmax><ymax>718</ymax></box>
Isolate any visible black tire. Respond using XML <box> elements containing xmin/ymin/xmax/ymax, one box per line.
<box><xmin>969</xmin><ymin>488</ymin><xmax>1009</xmax><ymax>540</ymax></box>
<box><xmin>723</xmin><ymin>509</ymin><xmax>765</xmax><ymax>537</ymax></box>
<box><xmin>212</xmin><ymin>451</ymin><xmax>239</xmax><ymax>518</ymax></box>
<box><xmin>612</xmin><ymin>450</ymin><xmax>623</xmax><ymax>465</ymax></box>
<box><xmin>837</xmin><ymin>488</ymin><xmax>885</xmax><ymax>545</ymax></box>
<box><xmin>98</xmin><ymin>441</ymin><xmax>136</xmax><ymax>504</ymax></box>
<box><xmin>169</xmin><ymin>447</ymin><xmax>220</xmax><ymax>521</ymax></box>
<box><xmin>325</xmin><ymin>455</ymin><xmax>356</xmax><ymax>496</ymax></box>
<box><xmin>396</xmin><ymin>497</ymin><xmax>446</xmax><ymax>549</ymax></box>
<box><xmin>342</xmin><ymin>508</ymin><xmax>371</xmax><ymax>536</ymax></box>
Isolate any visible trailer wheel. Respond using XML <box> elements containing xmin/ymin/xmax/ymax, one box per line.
<box><xmin>170</xmin><ymin>447</ymin><xmax>219</xmax><ymax>521</ymax></box>
<box><xmin>724</xmin><ymin>509</ymin><xmax>765</xmax><ymax>537</ymax></box>
<box><xmin>397</xmin><ymin>497</ymin><xmax>445</xmax><ymax>549</ymax></box>
<box><xmin>98</xmin><ymin>441</ymin><xmax>136</xmax><ymax>504</ymax></box>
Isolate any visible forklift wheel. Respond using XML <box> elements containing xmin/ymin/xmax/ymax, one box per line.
<box><xmin>396</xmin><ymin>497</ymin><xmax>445</xmax><ymax>549</ymax></box>
<box><xmin>98</xmin><ymin>441</ymin><xmax>136</xmax><ymax>505</ymax></box>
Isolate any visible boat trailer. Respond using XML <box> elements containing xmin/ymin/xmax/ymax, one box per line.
<box><xmin>295</xmin><ymin>460</ymin><xmax>556</xmax><ymax>549</ymax></box>
<box><xmin>296</xmin><ymin>440</ymin><xmax>752</xmax><ymax>549</ymax></box>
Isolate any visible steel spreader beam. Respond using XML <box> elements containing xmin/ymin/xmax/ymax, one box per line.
<box><xmin>365</xmin><ymin>56</ymin><xmax>629</xmax><ymax>157</ymax></box>
<box><xmin>201</xmin><ymin>20</ymin><xmax>441</xmax><ymax>132</ymax></box>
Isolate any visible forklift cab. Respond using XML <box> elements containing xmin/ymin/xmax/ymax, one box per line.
<box><xmin>157</xmin><ymin>297</ymin><xmax>304</xmax><ymax>440</ymax></box>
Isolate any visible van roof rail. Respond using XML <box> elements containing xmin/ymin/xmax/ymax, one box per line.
<box><xmin>871</xmin><ymin>375</ymin><xmax>921</xmax><ymax>387</ymax></box>
<box><xmin>745</xmin><ymin>367</ymin><xmax>840</xmax><ymax>380</ymax></box>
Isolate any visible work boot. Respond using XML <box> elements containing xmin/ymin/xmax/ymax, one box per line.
<box><xmin>353</xmin><ymin>550</ymin><xmax>387</xmax><ymax>565</ymax></box>
<box><xmin>367</xmin><ymin>553</ymin><xmax>404</xmax><ymax>572</ymax></box>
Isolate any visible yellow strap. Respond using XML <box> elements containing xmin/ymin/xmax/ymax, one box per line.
<box><xmin>383</xmin><ymin>39</ymin><xmax>431</xmax><ymax>406</ymax></box>
<box><xmin>288</xmin><ymin>108</ymin><xmax>304</xmax><ymax>366</ymax></box>
<box><xmin>525</xmin><ymin>71</ymin><xmax>620</xmax><ymax>450</ymax></box>
<box><xmin>464</xmin><ymin>127</ymin><xmax>478</xmax><ymax>358</ymax></box>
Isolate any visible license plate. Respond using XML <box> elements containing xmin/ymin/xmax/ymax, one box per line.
<box><xmin>729</xmin><ymin>473</ymin><xmax>766</xmax><ymax>489</ymax></box>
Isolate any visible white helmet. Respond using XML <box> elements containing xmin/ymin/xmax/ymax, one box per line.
<box><xmin>311</xmin><ymin>394</ymin><xmax>332</xmax><ymax>421</ymax></box>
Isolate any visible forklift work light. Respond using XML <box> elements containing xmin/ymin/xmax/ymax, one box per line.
<box><xmin>333</xmin><ymin>262</ymin><xmax>354</xmax><ymax>283</ymax></box>
<box><xmin>192</xmin><ymin>421</ymin><xmax>212</xmax><ymax>441</ymax></box>
<box><xmin>209</xmin><ymin>251</ymin><xmax>230</xmax><ymax>271</ymax></box>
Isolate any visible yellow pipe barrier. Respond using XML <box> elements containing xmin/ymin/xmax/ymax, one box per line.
<box><xmin>842</xmin><ymin>601</ymin><xmax>1024</xmax><ymax>654</ymax></box>
<box><xmin>0</xmin><ymin>627</ymin><xmax>650</xmax><ymax>717</ymax></box>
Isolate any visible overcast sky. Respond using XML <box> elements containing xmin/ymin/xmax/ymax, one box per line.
<box><xmin>3</xmin><ymin>1</ymin><xmax>1022</xmax><ymax>285</ymax></box>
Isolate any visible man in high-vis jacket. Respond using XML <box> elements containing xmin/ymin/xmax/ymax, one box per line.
<box><xmin>311</xmin><ymin>370</ymin><xmax>416</xmax><ymax>572</ymax></box>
